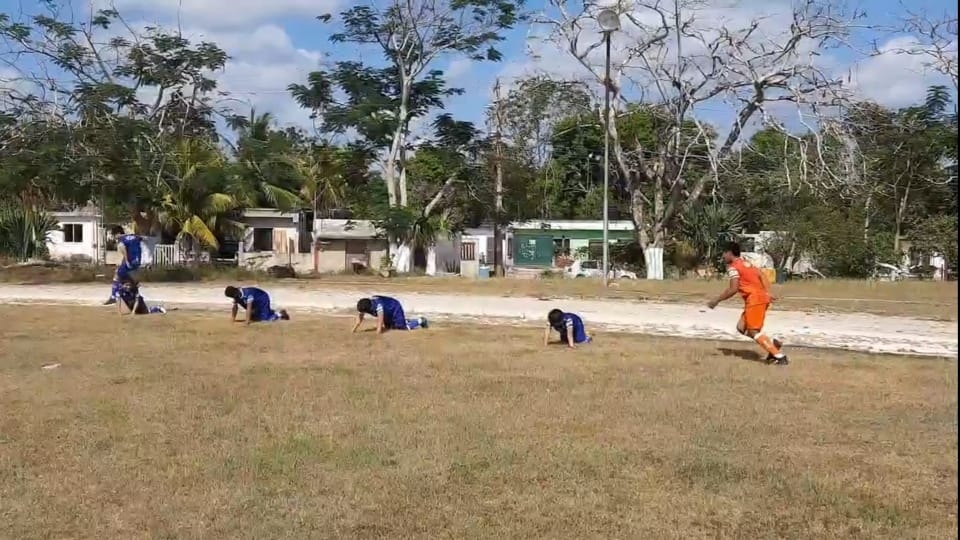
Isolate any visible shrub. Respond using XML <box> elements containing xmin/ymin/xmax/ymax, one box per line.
<box><xmin>0</xmin><ymin>205</ymin><xmax>59</xmax><ymax>262</ymax></box>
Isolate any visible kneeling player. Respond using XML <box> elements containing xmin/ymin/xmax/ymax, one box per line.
<box><xmin>224</xmin><ymin>285</ymin><xmax>290</xmax><ymax>325</ymax></box>
<box><xmin>116</xmin><ymin>279</ymin><xmax>166</xmax><ymax>316</ymax></box>
<box><xmin>707</xmin><ymin>242</ymin><xmax>788</xmax><ymax>365</ymax></box>
<box><xmin>545</xmin><ymin>308</ymin><xmax>592</xmax><ymax>349</ymax></box>
<box><xmin>353</xmin><ymin>295</ymin><xmax>427</xmax><ymax>334</ymax></box>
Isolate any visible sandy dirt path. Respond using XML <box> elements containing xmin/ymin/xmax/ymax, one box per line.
<box><xmin>0</xmin><ymin>283</ymin><xmax>955</xmax><ymax>357</ymax></box>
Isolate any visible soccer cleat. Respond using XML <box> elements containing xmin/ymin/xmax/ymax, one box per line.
<box><xmin>764</xmin><ymin>338</ymin><xmax>786</xmax><ymax>364</ymax></box>
<box><xmin>774</xmin><ymin>355</ymin><xmax>790</xmax><ymax>366</ymax></box>
<box><xmin>419</xmin><ymin>316</ymin><xmax>428</xmax><ymax>329</ymax></box>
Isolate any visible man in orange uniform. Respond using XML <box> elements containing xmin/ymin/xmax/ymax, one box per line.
<box><xmin>707</xmin><ymin>242</ymin><xmax>788</xmax><ymax>365</ymax></box>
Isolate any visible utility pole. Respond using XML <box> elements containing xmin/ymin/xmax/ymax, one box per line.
<box><xmin>492</xmin><ymin>78</ymin><xmax>506</xmax><ymax>277</ymax></box>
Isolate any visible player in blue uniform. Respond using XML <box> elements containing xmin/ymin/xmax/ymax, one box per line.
<box><xmin>352</xmin><ymin>295</ymin><xmax>427</xmax><ymax>334</ymax></box>
<box><xmin>225</xmin><ymin>285</ymin><xmax>290</xmax><ymax>325</ymax></box>
<box><xmin>105</xmin><ymin>229</ymin><xmax>143</xmax><ymax>305</ymax></box>
<box><xmin>116</xmin><ymin>278</ymin><xmax>166</xmax><ymax>316</ymax></box>
<box><xmin>545</xmin><ymin>308</ymin><xmax>592</xmax><ymax>349</ymax></box>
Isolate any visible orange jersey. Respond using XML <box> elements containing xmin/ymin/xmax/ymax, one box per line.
<box><xmin>726</xmin><ymin>258</ymin><xmax>770</xmax><ymax>305</ymax></box>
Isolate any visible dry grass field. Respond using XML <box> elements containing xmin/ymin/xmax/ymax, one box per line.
<box><xmin>0</xmin><ymin>306</ymin><xmax>957</xmax><ymax>539</ymax></box>
<box><xmin>1</xmin><ymin>264</ymin><xmax>957</xmax><ymax>320</ymax></box>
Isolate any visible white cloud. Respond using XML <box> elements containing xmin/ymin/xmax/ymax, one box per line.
<box><xmin>443</xmin><ymin>57</ymin><xmax>474</xmax><ymax>81</ymax></box>
<box><xmin>78</xmin><ymin>0</ymin><xmax>336</xmax><ymax>132</ymax></box>
<box><xmin>99</xmin><ymin>0</ymin><xmax>342</xmax><ymax>29</ymax></box>
<box><xmin>175</xmin><ymin>25</ymin><xmax>324</xmax><ymax>127</ymax></box>
<box><xmin>846</xmin><ymin>36</ymin><xmax>958</xmax><ymax>108</ymax></box>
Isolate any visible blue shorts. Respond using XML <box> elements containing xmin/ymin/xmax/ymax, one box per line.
<box><xmin>117</xmin><ymin>260</ymin><xmax>140</xmax><ymax>279</ymax></box>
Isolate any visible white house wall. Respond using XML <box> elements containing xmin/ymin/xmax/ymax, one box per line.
<box><xmin>47</xmin><ymin>218</ymin><xmax>98</xmax><ymax>261</ymax></box>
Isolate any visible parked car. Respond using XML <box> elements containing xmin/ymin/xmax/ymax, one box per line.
<box><xmin>565</xmin><ymin>260</ymin><xmax>637</xmax><ymax>279</ymax></box>
<box><xmin>873</xmin><ymin>263</ymin><xmax>918</xmax><ymax>281</ymax></box>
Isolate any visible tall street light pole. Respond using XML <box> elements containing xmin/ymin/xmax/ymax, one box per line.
<box><xmin>597</xmin><ymin>8</ymin><xmax>620</xmax><ymax>287</ymax></box>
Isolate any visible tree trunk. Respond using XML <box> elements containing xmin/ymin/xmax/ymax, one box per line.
<box><xmin>384</xmin><ymin>138</ymin><xmax>400</xmax><ymax>207</ymax></box>
<box><xmin>894</xmin><ymin>180</ymin><xmax>911</xmax><ymax>256</ymax></box>
<box><xmin>863</xmin><ymin>191</ymin><xmax>873</xmax><ymax>242</ymax></box>
<box><xmin>643</xmin><ymin>228</ymin><xmax>666</xmax><ymax>280</ymax></box>
<box><xmin>395</xmin><ymin>78</ymin><xmax>412</xmax><ymax>208</ymax></box>
<box><xmin>398</xmin><ymin>157</ymin><xmax>409</xmax><ymax>207</ymax></box>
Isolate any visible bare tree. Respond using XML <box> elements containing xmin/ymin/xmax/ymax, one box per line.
<box><xmin>884</xmin><ymin>8</ymin><xmax>958</xmax><ymax>92</ymax></box>
<box><xmin>536</xmin><ymin>0</ymin><xmax>862</xmax><ymax>278</ymax></box>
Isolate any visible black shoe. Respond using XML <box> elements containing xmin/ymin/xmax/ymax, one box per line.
<box><xmin>103</xmin><ymin>297</ymin><xmax>116</xmax><ymax>305</ymax></box>
<box><xmin>765</xmin><ymin>338</ymin><xmax>786</xmax><ymax>363</ymax></box>
<box><xmin>774</xmin><ymin>355</ymin><xmax>789</xmax><ymax>366</ymax></box>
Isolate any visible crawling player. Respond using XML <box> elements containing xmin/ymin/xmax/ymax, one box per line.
<box><xmin>116</xmin><ymin>279</ymin><xmax>166</xmax><ymax>316</ymax></box>
<box><xmin>352</xmin><ymin>295</ymin><xmax>427</xmax><ymax>334</ymax></box>
<box><xmin>224</xmin><ymin>285</ymin><xmax>290</xmax><ymax>325</ymax></box>
<box><xmin>545</xmin><ymin>308</ymin><xmax>592</xmax><ymax>349</ymax></box>
<box><xmin>707</xmin><ymin>242</ymin><xmax>788</xmax><ymax>365</ymax></box>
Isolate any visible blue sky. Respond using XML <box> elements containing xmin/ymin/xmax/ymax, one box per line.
<box><xmin>1</xmin><ymin>0</ymin><xmax>956</xmax><ymax>137</ymax></box>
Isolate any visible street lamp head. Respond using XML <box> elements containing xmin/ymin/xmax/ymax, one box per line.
<box><xmin>596</xmin><ymin>8</ymin><xmax>621</xmax><ymax>33</ymax></box>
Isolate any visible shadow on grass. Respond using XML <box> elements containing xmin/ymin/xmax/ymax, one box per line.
<box><xmin>716</xmin><ymin>346</ymin><xmax>767</xmax><ymax>363</ymax></box>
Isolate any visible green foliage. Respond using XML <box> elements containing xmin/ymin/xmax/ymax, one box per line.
<box><xmin>910</xmin><ymin>214</ymin><xmax>959</xmax><ymax>271</ymax></box>
<box><xmin>680</xmin><ymin>202</ymin><xmax>746</xmax><ymax>270</ymax></box>
<box><xmin>0</xmin><ymin>204</ymin><xmax>59</xmax><ymax>261</ymax></box>
<box><xmin>0</xmin><ymin>2</ymin><xmax>955</xmax><ymax>279</ymax></box>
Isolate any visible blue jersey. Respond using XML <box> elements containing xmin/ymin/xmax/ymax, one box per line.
<box><xmin>119</xmin><ymin>234</ymin><xmax>142</xmax><ymax>265</ymax></box>
<box><xmin>366</xmin><ymin>295</ymin><xmax>408</xmax><ymax>329</ymax></box>
<box><xmin>237</xmin><ymin>287</ymin><xmax>271</xmax><ymax>313</ymax></box>
<box><xmin>552</xmin><ymin>313</ymin><xmax>589</xmax><ymax>344</ymax></box>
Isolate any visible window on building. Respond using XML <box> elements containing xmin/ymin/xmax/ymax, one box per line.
<box><xmin>63</xmin><ymin>224</ymin><xmax>83</xmax><ymax>243</ymax></box>
<box><xmin>252</xmin><ymin>228</ymin><xmax>273</xmax><ymax>251</ymax></box>
<box><xmin>553</xmin><ymin>237</ymin><xmax>571</xmax><ymax>256</ymax></box>
<box><xmin>461</xmin><ymin>242</ymin><xmax>477</xmax><ymax>261</ymax></box>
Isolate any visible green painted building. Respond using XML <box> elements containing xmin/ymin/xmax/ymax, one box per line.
<box><xmin>511</xmin><ymin>220</ymin><xmax>635</xmax><ymax>267</ymax></box>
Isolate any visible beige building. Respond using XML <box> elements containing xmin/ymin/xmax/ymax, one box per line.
<box><xmin>237</xmin><ymin>209</ymin><xmax>387</xmax><ymax>274</ymax></box>
<box><xmin>313</xmin><ymin>219</ymin><xmax>389</xmax><ymax>273</ymax></box>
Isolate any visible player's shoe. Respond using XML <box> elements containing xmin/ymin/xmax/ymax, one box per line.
<box><xmin>103</xmin><ymin>297</ymin><xmax>116</xmax><ymax>305</ymax></box>
<box><xmin>765</xmin><ymin>338</ymin><xmax>786</xmax><ymax>364</ymax></box>
<box><xmin>418</xmin><ymin>316</ymin><xmax>429</xmax><ymax>329</ymax></box>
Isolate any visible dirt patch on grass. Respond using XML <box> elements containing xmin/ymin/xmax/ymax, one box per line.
<box><xmin>1</xmin><ymin>306</ymin><xmax>956</xmax><ymax>539</ymax></box>
<box><xmin>2</xmin><ymin>265</ymin><xmax>956</xmax><ymax>320</ymax></box>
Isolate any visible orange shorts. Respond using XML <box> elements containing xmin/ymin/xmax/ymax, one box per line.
<box><xmin>741</xmin><ymin>302</ymin><xmax>770</xmax><ymax>331</ymax></box>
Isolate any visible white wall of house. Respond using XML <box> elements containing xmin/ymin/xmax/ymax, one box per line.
<box><xmin>461</xmin><ymin>229</ymin><xmax>513</xmax><ymax>268</ymax></box>
<box><xmin>47</xmin><ymin>213</ymin><xmax>100</xmax><ymax>262</ymax></box>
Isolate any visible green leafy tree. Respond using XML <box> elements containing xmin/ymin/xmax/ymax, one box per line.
<box><xmin>290</xmin><ymin>0</ymin><xmax>524</xmax><ymax>211</ymax></box>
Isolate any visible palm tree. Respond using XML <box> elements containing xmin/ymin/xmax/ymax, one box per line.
<box><xmin>224</xmin><ymin>109</ymin><xmax>303</xmax><ymax>210</ymax></box>
<box><xmin>157</xmin><ymin>139</ymin><xmax>239</xmax><ymax>257</ymax></box>
<box><xmin>681</xmin><ymin>202</ymin><xmax>747</xmax><ymax>269</ymax></box>
<box><xmin>283</xmin><ymin>145</ymin><xmax>347</xmax><ymax>218</ymax></box>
